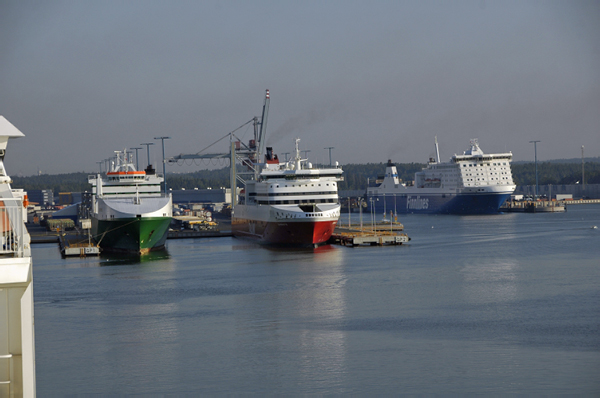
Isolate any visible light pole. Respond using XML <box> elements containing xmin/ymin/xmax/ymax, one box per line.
<box><xmin>324</xmin><ymin>147</ymin><xmax>334</xmax><ymax>166</ymax></box>
<box><xmin>154</xmin><ymin>136</ymin><xmax>170</xmax><ymax>193</ymax></box>
<box><xmin>359</xmin><ymin>198</ymin><xmax>364</xmax><ymax>231</ymax></box>
<box><xmin>582</xmin><ymin>145</ymin><xmax>585</xmax><ymax>190</ymax></box>
<box><xmin>140</xmin><ymin>142</ymin><xmax>154</xmax><ymax>169</ymax></box>
<box><xmin>282</xmin><ymin>152</ymin><xmax>290</xmax><ymax>162</ymax></box>
<box><xmin>301</xmin><ymin>150</ymin><xmax>311</xmax><ymax>159</ymax></box>
<box><xmin>529</xmin><ymin>140</ymin><xmax>540</xmax><ymax>199</ymax></box>
<box><xmin>348</xmin><ymin>197</ymin><xmax>351</xmax><ymax>228</ymax></box>
<box><xmin>369</xmin><ymin>198</ymin><xmax>373</xmax><ymax>231</ymax></box>
<box><xmin>96</xmin><ymin>161</ymin><xmax>103</xmax><ymax>173</ymax></box>
<box><xmin>130</xmin><ymin>147</ymin><xmax>142</xmax><ymax>171</ymax></box>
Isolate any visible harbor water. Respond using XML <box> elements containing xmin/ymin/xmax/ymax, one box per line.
<box><xmin>33</xmin><ymin>205</ymin><xmax>600</xmax><ymax>394</ymax></box>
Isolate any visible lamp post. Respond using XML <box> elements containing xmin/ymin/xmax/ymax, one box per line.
<box><xmin>324</xmin><ymin>147</ymin><xmax>334</xmax><ymax>166</ymax></box>
<box><xmin>348</xmin><ymin>197</ymin><xmax>351</xmax><ymax>228</ymax></box>
<box><xmin>130</xmin><ymin>147</ymin><xmax>142</xmax><ymax>171</ymax></box>
<box><xmin>529</xmin><ymin>140</ymin><xmax>540</xmax><ymax>199</ymax></box>
<box><xmin>154</xmin><ymin>136</ymin><xmax>170</xmax><ymax>193</ymax></box>
<box><xmin>582</xmin><ymin>145</ymin><xmax>585</xmax><ymax>190</ymax></box>
<box><xmin>140</xmin><ymin>142</ymin><xmax>154</xmax><ymax>169</ymax></box>
<box><xmin>359</xmin><ymin>198</ymin><xmax>364</xmax><ymax>231</ymax></box>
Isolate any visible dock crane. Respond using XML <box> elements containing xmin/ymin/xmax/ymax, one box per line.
<box><xmin>165</xmin><ymin>89</ymin><xmax>270</xmax><ymax>207</ymax></box>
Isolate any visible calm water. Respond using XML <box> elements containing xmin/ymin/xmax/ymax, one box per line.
<box><xmin>33</xmin><ymin>205</ymin><xmax>600</xmax><ymax>394</ymax></box>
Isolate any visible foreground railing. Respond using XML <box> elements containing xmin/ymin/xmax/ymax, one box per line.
<box><xmin>0</xmin><ymin>198</ymin><xmax>27</xmax><ymax>257</ymax></box>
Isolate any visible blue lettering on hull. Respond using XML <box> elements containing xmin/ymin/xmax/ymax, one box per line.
<box><xmin>367</xmin><ymin>193</ymin><xmax>511</xmax><ymax>215</ymax></box>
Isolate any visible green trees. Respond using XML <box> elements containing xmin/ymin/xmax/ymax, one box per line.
<box><xmin>512</xmin><ymin>162</ymin><xmax>600</xmax><ymax>185</ymax></box>
<box><xmin>12</xmin><ymin>172</ymin><xmax>91</xmax><ymax>195</ymax></box>
<box><xmin>11</xmin><ymin>162</ymin><xmax>600</xmax><ymax>195</ymax></box>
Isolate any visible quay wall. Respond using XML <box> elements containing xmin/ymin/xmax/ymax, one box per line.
<box><xmin>514</xmin><ymin>184</ymin><xmax>600</xmax><ymax>199</ymax></box>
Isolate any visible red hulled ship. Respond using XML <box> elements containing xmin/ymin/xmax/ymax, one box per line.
<box><xmin>231</xmin><ymin>90</ymin><xmax>343</xmax><ymax>246</ymax></box>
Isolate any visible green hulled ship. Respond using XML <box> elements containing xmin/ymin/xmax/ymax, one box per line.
<box><xmin>87</xmin><ymin>150</ymin><xmax>172</xmax><ymax>254</ymax></box>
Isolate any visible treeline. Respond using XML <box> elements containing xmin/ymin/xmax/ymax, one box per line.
<box><xmin>512</xmin><ymin>162</ymin><xmax>600</xmax><ymax>185</ymax></box>
<box><xmin>11</xmin><ymin>162</ymin><xmax>600</xmax><ymax>195</ymax></box>
<box><xmin>12</xmin><ymin>172</ymin><xmax>91</xmax><ymax>195</ymax></box>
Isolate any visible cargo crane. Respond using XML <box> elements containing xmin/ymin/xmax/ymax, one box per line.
<box><xmin>165</xmin><ymin>89</ymin><xmax>270</xmax><ymax>207</ymax></box>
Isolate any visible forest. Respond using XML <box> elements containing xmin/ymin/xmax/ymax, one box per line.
<box><xmin>11</xmin><ymin>161</ymin><xmax>600</xmax><ymax>196</ymax></box>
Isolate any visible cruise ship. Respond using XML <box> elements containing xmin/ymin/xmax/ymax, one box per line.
<box><xmin>86</xmin><ymin>150</ymin><xmax>172</xmax><ymax>254</ymax></box>
<box><xmin>366</xmin><ymin>139</ymin><xmax>515</xmax><ymax>214</ymax></box>
<box><xmin>231</xmin><ymin>91</ymin><xmax>344</xmax><ymax>246</ymax></box>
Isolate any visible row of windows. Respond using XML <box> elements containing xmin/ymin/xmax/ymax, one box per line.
<box><xmin>461</xmin><ymin>162</ymin><xmax>508</xmax><ymax>167</ymax></box>
<box><xmin>100</xmin><ymin>192</ymin><xmax>162</xmax><ymax>196</ymax></box>
<box><xmin>250</xmin><ymin>191</ymin><xmax>337</xmax><ymax>197</ymax></box>
<box><xmin>107</xmin><ymin>177</ymin><xmax>146</xmax><ymax>181</ymax></box>
<box><xmin>463</xmin><ymin>171</ymin><xmax>510</xmax><ymax>177</ymax></box>
<box><xmin>94</xmin><ymin>183</ymin><xmax>161</xmax><ymax>188</ymax></box>
<box><xmin>262</xmin><ymin>174</ymin><xmax>341</xmax><ymax>181</ymax></box>
<box><xmin>464</xmin><ymin>177</ymin><xmax>512</xmax><ymax>182</ymax></box>
<box><xmin>256</xmin><ymin>199</ymin><xmax>337</xmax><ymax>205</ymax></box>
<box><xmin>269</xmin><ymin>183</ymin><xmax>335</xmax><ymax>188</ymax></box>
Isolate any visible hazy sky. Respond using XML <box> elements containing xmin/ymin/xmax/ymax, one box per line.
<box><xmin>1</xmin><ymin>0</ymin><xmax>599</xmax><ymax>176</ymax></box>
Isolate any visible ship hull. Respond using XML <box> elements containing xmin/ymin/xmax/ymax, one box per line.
<box><xmin>91</xmin><ymin>216</ymin><xmax>171</xmax><ymax>254</ymax></box>
<box><xmin>90</xmin><ymin>195</ymin><xmax>172</xmax><ymax>254</ymax></box>
<box><xmin>232</xmin><ymin>203</ymin><xmax>340</xmax><ymax>246</ymax></box>
<box><xmin>367</xmin><ymin>191</ymin><xmax>513</xmax><ymax>215</ymax></box>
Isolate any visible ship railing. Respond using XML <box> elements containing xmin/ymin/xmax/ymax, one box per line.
<box><xmin>0</xmin><ymin>198</ymin><xmax>28</xmax><ymax>257</ymax></box>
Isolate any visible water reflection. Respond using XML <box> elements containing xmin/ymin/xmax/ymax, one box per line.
<box><xmin>460</xmin><ymin>259</ymin><xmax>518</xmax><ymax>303</ymax></box>
<box><xmin>234</xmin><ymin>244</ymin><xmax>349</xmax><ymax>389</ymax></box>
<box><xmin>100</xmin><ymin>248</ymin><xmax>171</xmax><ymax>266</ymax></box>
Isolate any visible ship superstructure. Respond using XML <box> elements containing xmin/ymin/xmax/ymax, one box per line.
<box><xmin>367</xmin><ymin>139</ymin><xmax>515</xmax><ymax>214</ymax></box>
<box><xmin>87</xmin><ymin>149</ymin><xmax>172</xmax><ymax>254</ymax></box>
<box><xmin>0</xmin><ymin>116</ymin><xmax>36</xmax><ymax>396</ymax></box>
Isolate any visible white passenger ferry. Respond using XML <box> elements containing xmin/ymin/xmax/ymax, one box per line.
<box><xmin>367</xmin><ymin>139</ymin><xmax>516</xmax><ymax>214</ymax></box>
<box><xmin>231</xmin><ymin>90</ymin><xmax>343</xmax><ymax>246</ymax></box>
<box><xmin>233</xmin><ymin>138</ymin><xmax>343</xmax><ymax>246</ymax></box>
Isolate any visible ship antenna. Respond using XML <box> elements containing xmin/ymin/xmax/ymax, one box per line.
<box><xmin>294</xmin><ymin>138</ymin><xmax>302</xmax><ymax>170</ymax></box>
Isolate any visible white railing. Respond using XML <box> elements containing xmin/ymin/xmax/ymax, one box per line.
<box><xmin>0</xmin><ymin>198</ymin><xmax>26</xmax><ymax>257</ymax></box>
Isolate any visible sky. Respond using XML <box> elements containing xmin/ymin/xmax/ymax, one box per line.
<box><xmin>1</xmin><ymin>0</ymin><xmax>599</xmax><ymax>176</ymax></box>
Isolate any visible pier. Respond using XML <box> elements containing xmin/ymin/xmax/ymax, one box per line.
<box><xmin>58</xmin><ymin>233</ymin><xmax>100</xmax><ymax>257</ymax></box>
<box><xmin>329</xmin><ymin>222</ymin><xmax>410</xmax><ymax>246</ymax></box>
<box><xmin>501</xmin><ymin>198</ymin><xmax>600</xmax><ymax>213</ymax></box>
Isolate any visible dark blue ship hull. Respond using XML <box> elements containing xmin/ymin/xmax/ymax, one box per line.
<box><xmin>366</xmin><ymin>192</ymin><xmax>512</xmax><ymax>215</ymax></box>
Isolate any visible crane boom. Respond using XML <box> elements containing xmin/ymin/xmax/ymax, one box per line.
<box><xmin>257</xmin><ymin>89</ymin><xmax>270</xmax><ymax>163</ymax></box>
